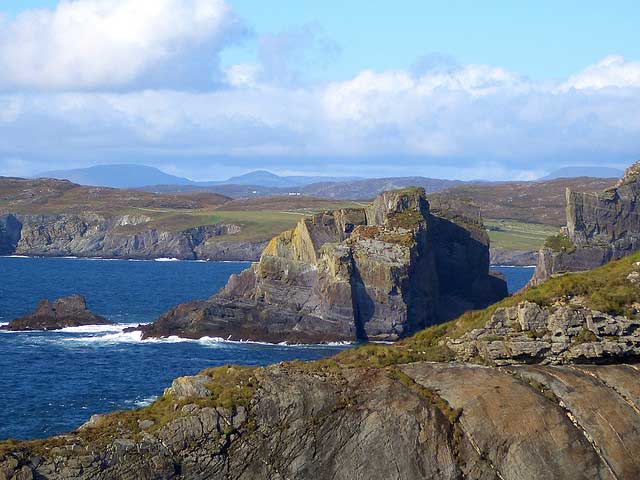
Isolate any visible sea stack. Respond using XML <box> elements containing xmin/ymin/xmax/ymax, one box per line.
<box><xmin>2</xmin><ymin>295</ymin><xmax>112</xmax><ymax>331</ymax></box>
<box><xmin>531</xmin><ymin>160</ymin><xmax>640</xmax><ymax>286</ymax></box>
<box><xmin>140</xmin><ymin>188</ymin><xmax>507</xmax><ymax>343</ymax></box>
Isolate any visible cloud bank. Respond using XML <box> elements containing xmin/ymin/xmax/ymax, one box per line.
<box><xmin>1</xmin><ymin>0</ymin><xmax>639</xmax><ymax>180</ymax></box>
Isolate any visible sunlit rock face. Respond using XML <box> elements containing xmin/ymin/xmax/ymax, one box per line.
<box><xmin>140</xmin><ymin>188</ymin><xmax>507</xmax><ymax>343</ymax></box>
<box><xmin>532</xmin><ymin>160</ymin><xmax>640</xmax><ymax>286</ymax></box>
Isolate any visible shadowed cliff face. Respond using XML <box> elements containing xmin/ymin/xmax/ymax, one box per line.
<box><xmin>0</xmin><ymin>214</ymin><xmax>21</xmax><ymax>255</ymax></box>
<box><xmin>140</xmin><ymin>188</ymin><xmax>507</xmax><ymax>343</ymax></box>
<box><xmin>532</xmin><ymin>161</ymin><xmax>640</xmax><ymax>285</ymax></box>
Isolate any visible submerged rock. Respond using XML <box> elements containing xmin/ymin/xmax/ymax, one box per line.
<box><xmin>2</xmin><ymin>295</ymin><xmax>112</xmax><ymax>331</ymax></box>
<box><xmin>140</xmin><ymin>188</ymin><xmax>507</xmax><ymax>343</ymax></box>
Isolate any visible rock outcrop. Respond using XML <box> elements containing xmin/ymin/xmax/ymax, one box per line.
<box><xmin>489</xmin><ymin>247</ymin><xmax>537</xmax><ymax>266</ymax></box>
<box><xmin>449</xmin><ymin>300</ymin><xmax>640</xmax><ymax>365</ymax></box>
<box><xmin>140</xmin><ymin>188</ymin><xmax>507</xmax><ymax>343</ymax></box>
<box><xmin>532</xmin><ymin>160</ymin><xmax>640</xmax><ymax>285</ymax></box>
<box><xmin>0</xmin><ymin>214</ymin><xmax>265</xmax><ymax>261</ymax></box>
<box><xmin>2</xmin><ymin>295</ymin><xmax>112</xmax><ymax>331</ymax></box>
<box><xmin>1</xmin><ymin>360</ymin><xmax>639</xmax><ymax>480</ymax></box>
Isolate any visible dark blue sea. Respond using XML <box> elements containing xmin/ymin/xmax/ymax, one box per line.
<box><xmin>0</xmin><ymin>257</ymin><xmax>533</xmax><ymax>440</ymax></box>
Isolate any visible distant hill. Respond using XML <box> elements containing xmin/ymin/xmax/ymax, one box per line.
<box><xmin>207</xmin><ymin>170</ymin><xmax>361</xmax><ymax>188</ymax></box>
<box><xmin>539</xmin><ymin>166</ymin><xmax>624</xmax><ymax>181</ymax></box>
<box><xmin>35</xmin><ymin>164</ymin><xmax>361</xmax><ymax>189</ymax></box>
<box><xmin>141</xmin><ymin>177</ymin><xmax>466</xmax><ymax>199</ymax></box>
<box><xmin>36</xmin><ymin>164</ymin><xmax>193</xmax><ymax>188</ymax></box>
<box><xmin>300</xmin><ymin>177</ymin><xmax>465</xmax><ymax>199</ymax></box>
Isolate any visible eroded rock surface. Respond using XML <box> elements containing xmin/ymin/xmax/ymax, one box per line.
<box><xmin>140</xmin><ymin>188</ymin><xmax>507</xmax><ymax>343</ymax></box>
<box><xmin>532</xmin><ymin>160</ymin><xmax>640</xmax><ymax>285</ymax></box>
<box><xmin>1</xmin><ymin>214</ymin><xmax>263</xmax><ymax>261</ymax></box>
<box><xmin>2</xmin><ymin>295</ymin><xmax>112</xmax><ymax>331</ymax></box>
<box><xmin>1</xmin><ymin>362</ymin><xmax>639</xmax><ymax>480</ymax></box>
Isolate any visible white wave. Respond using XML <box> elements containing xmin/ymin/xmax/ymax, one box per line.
<box><xmin>58</xmin><ymin>323</ymin><xmax>138</xmax><ymax>334</ymax></box>
<box><xmin>134</xmin><ymin>396</ymin><xmax>158</xmax><ymax>407</ymax></box>
<box><xmin>154</xmin><ymin>257</ymin><xmax>180</xmax><ymax>262</ymax></box>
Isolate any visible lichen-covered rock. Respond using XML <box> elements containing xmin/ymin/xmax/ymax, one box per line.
<box><xmin>140</xmin><ymin>188</ymin><xmax>507</xmax><ymax>343</ymax></box>
<box><xmin>1</xmin><ymin>295</ymin><xmax>112</xmax><ymax>331</ymax></box>
<box><xmin>448</xmin><ymin>300</ymin><xmax>640</xmax><ymax>365</ymax></box>
<box><xmin>532</xmin><ymin>160</ymin><xmax>640</xmax><ymax>285</ymax></box>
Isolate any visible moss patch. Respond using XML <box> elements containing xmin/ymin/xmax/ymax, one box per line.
<box><xmin>544</xmin><ymin>233</ymin><xmax>577</xmax><ymax>253</ymax></box>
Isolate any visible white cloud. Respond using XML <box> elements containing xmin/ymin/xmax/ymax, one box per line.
<box><xmin>1</xmin><ymin>45</ymin><xmax>640</xmax><ymax>179</ymax></box>
<box><xmin>0</xmin><ymin>0</ymin><xmax>241</xmax><ymax>90</ymax></box>
<box><xmin>562</xmin><ymin>55</ymin><xmax>640</xmax><ymax>90</ymax></box>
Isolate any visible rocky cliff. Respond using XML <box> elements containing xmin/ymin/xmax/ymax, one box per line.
<box><xmin>532</xmin><ymin>160</ymin><xmax>640</xmax><ymax>285</ymax></box>
<box><xmin>0</xmin><ymin>214</ymin><xmax>266</xmax><ymax>261</ymax></box>
<box><xmin>139</xmin><ymin>188</ymin><xmax>507</xmax><ymax>343</ymax></box>
<box><xmin>2</xmin><ymin>252</ymin><xmax>640</xmax><ymax>479</ymax></box>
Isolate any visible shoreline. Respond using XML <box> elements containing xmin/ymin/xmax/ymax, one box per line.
<box><xmin>0</xmin><ymin>254</ymin><xmax>252</xmax><ymax>264</ymax></box>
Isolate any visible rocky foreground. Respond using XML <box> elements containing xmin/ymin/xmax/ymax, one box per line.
<box><xmin>2</xmin><ymin>253</ymin><xmax>640</xmax><ymax>479</ymax></box>
<box><xmin>1</xmin><ymin>295</ymin><xmax>111</xmax><ymax>331</ymax></box>
<box><xmin>139</xmin><ymin>188</ymin><xmax>507</xmax><ymax>343</ymax></box>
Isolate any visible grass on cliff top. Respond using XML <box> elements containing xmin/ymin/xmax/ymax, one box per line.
<box><xmin>485</xmin><ymin>219</ymin><xmax>558</xmax><ymax>251</ymax></box>
<box><xmin>336</xmin><ymin>251</ymin><xmax>640</xmax><ymax>368</ymax></box>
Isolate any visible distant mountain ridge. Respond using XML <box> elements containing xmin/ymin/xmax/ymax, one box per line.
<box><xmin>539</xmin><ymin>166</ymin><xmax>624</xmax><ymax>180</ymax></box>
<box><xmin>36</xmin><ymin>164</ymin><xmax>193</xmax><ymax>189</ymax></box>
<box><xmin>36</xmin><ymin>163</ymin><xmax>627</xmax><ymax>200</ymax></box>
<box><xmin>35</xmin><ymin>164</ymin><xmax>362</xmax><ymax>189</ymax></box>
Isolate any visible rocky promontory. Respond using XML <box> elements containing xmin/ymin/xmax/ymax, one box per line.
<box><xmin>2</xmin><ymin>253</ymin><xmax>640</xmax><ymax>479</ymax></box>
<box><xmin>139</xmin><ymin>188</ymin><xmax>507</xmax><ymax>343</ymax></box>
<box><xmin>1</xmin><ymin>295</ymin><xmax>112</xmax><ymax>331</ymax></box>
<box><xmin>531</xmin><ymin>160</ymin><xmax>640</xmax><ymax>285</ymax></box>
<box><xmin>0</xmin><ymin>213</ymin><xmax>266</xmax><ymax>262</ymax></box>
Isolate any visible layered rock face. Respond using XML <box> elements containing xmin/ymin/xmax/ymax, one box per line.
<box><xmin>532</xmin><ymin>161</ymin><xmax>640</xmax><ymax>284</ymax></box>
<box><xmin>0</xmin><ymin>214</ymin><xmax>265</xmax><ymax>261</ymax></box>
<box><xmin>2</xmin><ymin>361</ymin><xmax>639</xmax><ymax>480</ymax></box>
<box><xmin>2</xmin><ymin>295</ymin><xmax>111</xmax><ymax>331</ymax></box>
<box><xmin>140</xmin><ymin>189</ymin><xmax>507</xmax><ymax>343</ymax></box>
<box><xmin>449</xmin><ymin>300</ymin><xmax>640</xmax><ymax>365</ymax></box>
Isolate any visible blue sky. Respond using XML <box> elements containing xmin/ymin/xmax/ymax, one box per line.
<box><xmin>1</xmin><ymin>0</ymin><xmax>640</xmax><ymax>180</ymax></box>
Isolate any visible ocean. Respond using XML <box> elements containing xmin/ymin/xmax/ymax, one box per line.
<box><xmin>0</xmin><ymin>257</ymin><xmax>533</xmax><ymax>440</ymax></box>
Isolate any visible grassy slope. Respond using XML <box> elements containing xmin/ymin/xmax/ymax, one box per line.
<box><xmin>485</xmin><ymin>219</ymin><xmax>558</xmax><ymax>250</ymax></box>
<box><xmin>337</xmin><ymin>251</ymin><xmax>640</xmax><ymax>367</ymax></box>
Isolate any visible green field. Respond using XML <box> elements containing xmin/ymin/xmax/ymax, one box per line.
<box><xmin>484</xmin><ymin>219</ymin><xmax>558</xmax><ymax>250</ymax></box>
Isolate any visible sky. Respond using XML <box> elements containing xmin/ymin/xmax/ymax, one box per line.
<box><xmin>1</xmin><ymin>0</ymin><xmax>639</xmax><ymax>181</ymax></box>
